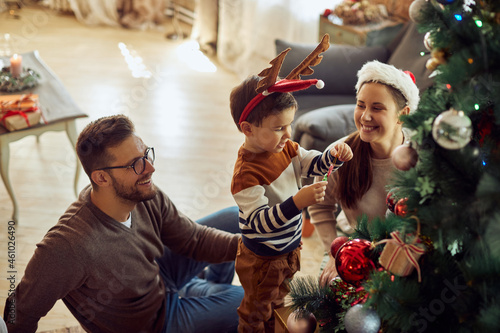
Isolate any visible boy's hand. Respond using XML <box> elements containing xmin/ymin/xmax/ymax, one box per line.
<box><xmin>329</xmin><ymin>143</ymin><xmax>353</xmax><ymax>162</ymax></box>
<box><xmin>293</xmin><ymin>181</ymin><xmax>327</xmax><ymax>211</ymax></box>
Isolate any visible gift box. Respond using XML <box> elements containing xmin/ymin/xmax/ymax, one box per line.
<box><xmin>0</xmin><ymin>94</ymin><xmax>42</xmax><ymax>131</ymax></box>
<box><xmin>274</xmin><ymin>306</ymin><xmax>292</xmax><ymax>333</ymax></box>
<box><xmin>378</xmin><ymin>230</ymin><xmax>426</xmax><ymax>281</ymax></box>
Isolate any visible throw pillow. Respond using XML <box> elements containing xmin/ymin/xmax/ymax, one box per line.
<box><xmin>387</xmin><ymin>22</ymin><xmax>434</xmax><ymax>93</ymax></box>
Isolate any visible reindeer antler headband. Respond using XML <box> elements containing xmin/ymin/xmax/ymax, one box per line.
<box><xmin>238</xmin><ymin>34</ymin><xmax>331</xmax><ymax>125</ymax></box>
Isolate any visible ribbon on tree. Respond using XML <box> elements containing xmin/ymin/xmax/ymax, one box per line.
<box><xmin>374</xmin><ymin>216</ymin><xmax>426</xmax><ymax>282</ymax></box>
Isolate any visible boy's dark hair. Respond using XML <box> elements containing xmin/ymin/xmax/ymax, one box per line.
<box><xmin>76</xmin><ymin>115</ymin><xmax>135</xmax><ymax>182</ymax></box>
<box><xmin>230</xmin><ymin>75</ymin><xmax>297</xmax><ymax>131</ymax></box>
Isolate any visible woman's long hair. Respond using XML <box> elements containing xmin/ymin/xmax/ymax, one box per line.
<box><xmin>332</xmin><ymin>132</ymin><xmax>372</xmax><ymax>209</ymax></box>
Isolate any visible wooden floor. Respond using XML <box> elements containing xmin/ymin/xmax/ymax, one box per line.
<box><xmin>0</xmin><ymin>5</ymin><xmax>324</xmax><ymax>332</ymax></box>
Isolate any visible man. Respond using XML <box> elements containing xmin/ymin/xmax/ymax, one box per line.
<box><xmin>4</xmin><ymin>115</ymin><xmax>243</xmax><ymax>332</ymax></box>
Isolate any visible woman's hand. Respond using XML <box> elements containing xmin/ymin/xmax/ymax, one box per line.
<box><xmin>319</xmin><ymin>254</ymin><xmax>338</xmax><ymax>286</ymax></box>
<box><xmin>330</xmin><ymin>142</ymin><xmax>353</xmax><ymax>162</ymax></box>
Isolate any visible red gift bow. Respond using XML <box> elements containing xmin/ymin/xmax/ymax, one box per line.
<box><xmin>0</xmin><ymin>107</ymin><xmax>39</xmax><ymax>128</ymax></box>
<box><xmin>0</xmin><ymin>93</ymin><xmax>47</xmax><ymax>127</ymax></box>
<box><xmin>374</xmin><ymin>219</ymin><xmax>425</xmax><ymax>282</ymax></box>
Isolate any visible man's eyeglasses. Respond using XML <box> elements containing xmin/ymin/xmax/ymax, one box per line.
<box><xmin>96</xmin><ymin>147</ymin><xmax>155</xmax><ymax>175</ymax></box>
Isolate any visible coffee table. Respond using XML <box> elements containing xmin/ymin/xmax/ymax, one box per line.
<box><xmin>0</xmin><ymin>50</ymin><xmax>87</xmax><ymax>222</ymax></box>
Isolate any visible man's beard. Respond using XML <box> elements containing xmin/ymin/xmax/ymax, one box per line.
<box><xmin>109</xmin><ymin>173</ymin><xmax>158</xmax><ymax>203</ymax></box>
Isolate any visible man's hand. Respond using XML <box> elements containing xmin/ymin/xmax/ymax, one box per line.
<box><xmin>293</xmin><ymin>181</ymin><xmax>327</xmax><ymax>211</ymax></box>
<box><xmin>329</xmin><ymin>142</ymin><xmax>353</xmax><ymax>162</ymax></box>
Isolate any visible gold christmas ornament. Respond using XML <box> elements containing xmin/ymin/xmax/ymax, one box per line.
<box><xmin>425</xmin><ymin>48</ymin><xmax>447</xmax><ymax>71</ymax></box>
<box><xmin>425</xmin><ymin>58</ymin><xmax>439</xmax><ymax>71</ymax></box>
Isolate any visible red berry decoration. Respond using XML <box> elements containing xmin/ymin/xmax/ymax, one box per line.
<box><xmin>394</xmin><ymin>198</ymin><xmax>408</xmax><ymax>217</ymax></box>
<box><xmin>386</xmin><ymin>190</ymin><xmax>398</xmax><ymax>213</ymax></box>
<box><xmin>335</xmin><ymin>239</ymin><xmax>376</xmax><ymax>287</ymax></box>
<box><xmin>330</xmin><ymin>236</ymin><xmax>349</xmax><ymax>258</ymax></box>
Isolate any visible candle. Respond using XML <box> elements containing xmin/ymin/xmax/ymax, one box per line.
<box><xmin>10</xmin><ymin>54</ymin><xmax>22</xmax><ymax>77</ymax></box>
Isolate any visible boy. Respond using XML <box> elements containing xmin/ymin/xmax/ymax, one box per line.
<box><xmin>229</xmin><ymin>38</ymin><xmax>353</xmax><ymax>332</ymax></box>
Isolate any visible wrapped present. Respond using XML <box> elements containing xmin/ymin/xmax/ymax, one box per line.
<box><xmin>377</xmin><ymin>228</ymin><xmax>426</xmax><ymax>282</ymax></box>
<box><xmin>0</xmin><ymin>94</ymin><xmax>42</xmax><ymax>131</ymax></box>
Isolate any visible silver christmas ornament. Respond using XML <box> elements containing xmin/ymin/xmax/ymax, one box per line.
<box><xmin>432</xmin><ymin>108</ymin><xmax>472</xmax><ymax>150</ymax></box>
<box><xmin>409</xmin><ymin>0</ymin><xmax>431</xmax><ymax>23</ymax></box>
<box><xmin>344</xmin><ymin>304</ymin><xmax>381</xmax><ymax>333</ymax></box>
<box><xmin>424</xmin><ymin>31</ymin><xmax>434</xmax><ymax>51</ymax></box>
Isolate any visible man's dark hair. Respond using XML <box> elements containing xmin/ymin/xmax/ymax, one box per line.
<box><xmin>76</xmin><ymin>115</ymin><xmax>135</xmax><ymax>182</ymax></box>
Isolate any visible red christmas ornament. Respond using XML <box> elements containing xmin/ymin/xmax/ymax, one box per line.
<box><xmin>392</xmin><ymin>143</ymin><xmax>418</xmax><ymax>171</ymax></box>
<box><xmin>330</xmin><ymin>236</ymin><xmax>349</xmax><ymax>258</ymax></box>
<box><xmin>386</xmin><ymin>190</ymin><xmax>398</xmax><ymax>213</ymax></box>
<box><xmin>394</xmin><ymin>198</ymin><xmax>408</xmax><ymax>217</ymax></box>
<box><xmin>335</xmin><ymin>239</ymin><xmax>376</xmax><ymax>287</ymax></box>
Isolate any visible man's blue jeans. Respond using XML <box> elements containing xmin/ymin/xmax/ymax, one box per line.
<box><xmin>156</xmin><ymin>206</ymin><xmax>243</xmax><ymax>333</ymax></box>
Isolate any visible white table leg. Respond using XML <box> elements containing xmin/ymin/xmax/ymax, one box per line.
<box><xmin>0</xmin><ymin>136</ymin><xmax>18</xmax><ymax>223</ymax></box>
<box><xmin>65</xmin><ymin>119</ymin><xmax>81</xmax><ymax>197</ymax></box>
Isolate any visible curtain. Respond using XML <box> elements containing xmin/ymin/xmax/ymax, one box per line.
<box><xmin>44</xmin><ymin>0</ymin><xmax>166</xmax><ymax>29</ymax></box>
<box><xmin>67</xmin><ymin>0</ymin><xmax>120</xmax><ymax>26</ymax></box>
<box><xmin>216</xmin><ymin>0</ymin><xmax>338</xmax><ymax>78</ymax></box>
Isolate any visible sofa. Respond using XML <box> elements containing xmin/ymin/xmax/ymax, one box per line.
<box><xmin>276</xmin><ymin>21</ymin><xmax>434</xmax><ymax>153</ymax></box>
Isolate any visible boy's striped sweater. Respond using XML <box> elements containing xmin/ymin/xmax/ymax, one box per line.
<box><xmin>231</xmin><ymin>140</ymin><xmax>342</xmax><ymax>256</ymax></box>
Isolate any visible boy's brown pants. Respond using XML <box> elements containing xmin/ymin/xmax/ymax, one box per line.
<box><xmin>235</xmin><ymin>239</ymin><xmax>300</xmax><ymax>333</ymax></box>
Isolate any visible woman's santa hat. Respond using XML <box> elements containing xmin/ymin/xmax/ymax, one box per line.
<box><xmin>355</xmin><ymin>60</ymin><xmax>420</xmax><ymax>113</ymax></box>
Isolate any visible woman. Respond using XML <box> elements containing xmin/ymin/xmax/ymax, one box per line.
<box><xmin>309</xmin><ymin>60</ymin><xmax>420</xmax><ymax>286</ymax></box>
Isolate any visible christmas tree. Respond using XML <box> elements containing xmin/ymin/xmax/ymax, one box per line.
<box><xmin>288</xmin><ymin>0</ymin><xmax>500</xmax><ymax>332</ymax></box>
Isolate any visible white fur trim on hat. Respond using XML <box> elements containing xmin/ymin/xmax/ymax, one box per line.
<box><xmin>355</xmin><ymin>60</ymin><xmax>420</xmax><ymax>113</ymax></box>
